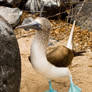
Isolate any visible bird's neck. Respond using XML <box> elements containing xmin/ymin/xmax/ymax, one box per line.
<box><xmin>34</xmin><ymin>31</ymin><xmax>49</xmax><ymax>52</ymax></box>
<box><xmin>31</xmin><ymin>31</ymin><xmax>50</xmax><ymax>70</ymax></box>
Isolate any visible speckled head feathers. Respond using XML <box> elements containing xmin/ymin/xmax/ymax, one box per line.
<box><xmin>35</xmin><ymin>17</ymin><xmax>51</xmax><ymax>32</ymax></box>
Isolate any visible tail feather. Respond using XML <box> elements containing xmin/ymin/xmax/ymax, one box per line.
<box><xmin>66</xmin><ymin>20</ymin><xmax>76</xmax><ymax>50</ymax></box>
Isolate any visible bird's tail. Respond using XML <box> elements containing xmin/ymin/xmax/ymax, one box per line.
<box><xmin>66</xmin><ymin>20</ymin><xmax>76</xmax><ymax>50</ymax></box>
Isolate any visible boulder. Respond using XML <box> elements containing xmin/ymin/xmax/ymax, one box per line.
<box><xmin>0</xmin><ymin>16</ymin><xmax>21</xmax><ymax>92</ymax></box>
<box><xmin>0</xmin><ymin>6</ymin><xmax>22</xmax><ymax>27</ymax></box>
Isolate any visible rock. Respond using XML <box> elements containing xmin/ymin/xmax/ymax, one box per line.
<box><xmin>22</xmin><ymin>17</ymin><xmax>33</xmax><ymax>25</ymax></box>
<box><xmin>0</xmin><ymin>16</ymin><xmax>21</xmax><ymax>92</ymax></box>
<box><xmin>70</xmin><ymin>1</ymin><xmax>92</xmax><ymax>31</ymax></box>
<box><xmin>0</xmin><ymin>0</ymin><xmax>22</xmax><ymax>7</ymax></box>
<box><xmin>0</xmin><ymin>6</ymin><xmax>22</xmax><ymax>27</ymax></box>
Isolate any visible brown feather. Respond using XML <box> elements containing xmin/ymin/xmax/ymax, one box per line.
<box><xmin>47</xmin><ymin>45</ymin><xmax>74</xmax><ymax>67</ymax></box>
<box><xmin>28</xmin><ymin>45</ymin><xmax>74</xmax><ymax>67</ymax></box>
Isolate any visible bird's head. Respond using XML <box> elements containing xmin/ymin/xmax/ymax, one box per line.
<box><xmin>16</xmin><ymin>17</ymin><xmax>51</xmax><ymax>33</ymax></box>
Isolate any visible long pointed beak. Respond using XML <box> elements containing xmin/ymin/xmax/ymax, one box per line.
<box><xmin>16</xmin><ymin>21</ymin><xmax>42</xmax><ymax>31</ymax></box>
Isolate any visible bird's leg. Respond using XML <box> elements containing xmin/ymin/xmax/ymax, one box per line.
<box><xmin>45</xmin><ymin>80</ymin><xmax>57</xmax><ymax>92</ymax></box>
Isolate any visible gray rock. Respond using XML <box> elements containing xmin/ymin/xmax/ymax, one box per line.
<box><xmin>0</xmin><ymin>6</ymin><xmax>22</xmax><ymax>27</ymax></box>
<box><xmin>70</xmin><ymin>2</ymin><xmax>92</xmax><ymax>31</ymax></box>
<box><xmin>22</xmin><ymin>17</ymin><xmax>34</xmax><ymax>25</ymax></box>
<box><xmin>0</xmin><ymin>16</ymin><xmax>21</xmax><ymax>92</ymax></box>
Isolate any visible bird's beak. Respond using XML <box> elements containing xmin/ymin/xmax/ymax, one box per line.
<box><xmin>16</xmin><ymin>21</ymin><xmax>42</xmax><ymax>31</ymax></box>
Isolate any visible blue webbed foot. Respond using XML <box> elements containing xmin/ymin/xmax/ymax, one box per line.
<box><xmin>69</xmin><ymin>77</ymin><xmax>81</xmax><ymax>92</ymax></box>
<box><xmin>45</xmin><ymin>80</ymin><xmax>57</xmax><ymax>92</ymax></box>
<box><xmin>45</xmin><ymin>89</ymin><xmax>57</xmax><ymax>92</ymax></box>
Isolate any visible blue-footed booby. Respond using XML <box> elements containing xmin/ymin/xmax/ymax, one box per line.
<box><xmin>16</xmin><ymin>17</ymin><xmax>81</xmax><ymax>92</ymax></box>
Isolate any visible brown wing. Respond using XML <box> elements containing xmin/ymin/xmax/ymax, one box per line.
<box><xmin>28</xmin><ymin>45</ymin><xmax>74</xmax><ymax>67</ymax></box>
<box><xmin>47</xmin><ymin>45</ymin><xmax>74</xmax><ymax>67</ymax></box>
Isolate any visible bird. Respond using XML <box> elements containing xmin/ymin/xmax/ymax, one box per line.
<box><xmin>16</xmin><ymin>17</ymin><xmax>81</xmax><ymax>92</ymax></box>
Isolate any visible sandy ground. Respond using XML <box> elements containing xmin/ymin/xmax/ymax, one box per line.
<box><xmin>17</xmin><ymin>36</ymin><xmax>92</xmax><ymax>92</ymax></box>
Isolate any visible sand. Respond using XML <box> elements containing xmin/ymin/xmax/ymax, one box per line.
<box><xmin>17</xmin><ymin>36</ymin><xmax>92</xmax><ymax>92</ymax></box>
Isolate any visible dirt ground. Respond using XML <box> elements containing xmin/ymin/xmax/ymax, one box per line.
<box><xmin>17</xmin><ymin>35</ymin><xmax>92</xmax><ymax>92</ymax></box>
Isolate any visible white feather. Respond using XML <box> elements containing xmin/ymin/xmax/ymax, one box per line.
<box><xmin>66</xmin><ymin>20</ymin><xmax>76</xmax><ymax>50</ymax></box>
